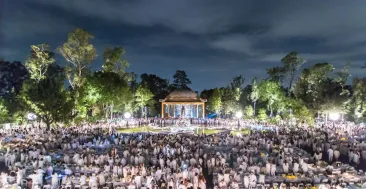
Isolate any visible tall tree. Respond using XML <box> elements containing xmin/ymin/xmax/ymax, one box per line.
<box><xmin>25</xmin><ymin>44</ymin><xmax>55</xmax><ymax>82</ymax></box>
<box><xmin>171</xmin><ymin>70</ymin><xmax>191</xmax><ymax>90</ymax></box>
<box><xmin>140</xmin><ymin>73</ymin><xmax>169</xmax><ymax>116</ymax></box>
<box><xmin>229</xmin><ymin>75</ymin><xmax>245</xmax><ymax>101</ymax></box>
<box><xmin>249</xmin><ymin>78</ymin><xmax>259</xmax><ymax>114</ymax></box>
<box><xmin>281</xmin><ymin>51</ymin><xmax>305</xmax><ymax>92</ymax></box>
<box><xmin>208</xmin><ymin>88</ymin><xmax>222</xmax><ymax>115</ymax></box>
<box><xmin>20</xmin><ymin>65</ymin><xmax>74</xmax><ymax>129</ymax></box>
<box><xmin>334</xmin><ymin>63</ymin><xmax>351</xmax><ymax>94</ymax></box>
<box><xmin>58</xmin><ymin>28</ymin><xmax>97</xmax><ymax>89</ymax></box>
<box><xmin>135</xmin><ymin>82</ymin><xmax>154</xmax><ymax>119</ymax></box>
<box><xmin>103</xmin><ymin>47</ymin><xmax>129</xmax><ymax>75</ymax></box>
<box><xmin>89</xmin><ymin>71</ymin><xmax>130</xmax><ymax>120</ymax></box>
<box><xmin>0</xmin><ymin>60</ymin><xmax>28</xmax><ymax>96</ymax></box>
<box><xmin>346</xmin><ymin>77</ymin><xmax>366</xmax><ymax>121</ymax></box>
<box><xmin>294</xmin><ymin>63</ymin><xmax>335</xmax><ymax>112</ymax></box>
<box><xmin>258</xmin><ymin>80</ymin><xmax>285</xmax><ymax>117</ymax></box>
<box><xmin>267</xmin><ymin>67</ymin><xmax>286</xmax><ymax>83</ymax></box>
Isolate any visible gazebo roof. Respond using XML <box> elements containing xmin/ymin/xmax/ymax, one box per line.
<box><xmin>161</xmin><ymin>89</ymin><xmax>206</xmax><ymax>102</ymax></box>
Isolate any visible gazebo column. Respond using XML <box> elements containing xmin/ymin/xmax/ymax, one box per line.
<box><xmin>202</xmin><ymin>103</ymin><xmax>205</xmax><ymax>118</ymax></box>
<box><xmin>161</xmin><ymin>102</ymin><xmax>164</xmax><ymax>118</ymax></box>
<box><xmin>196</xmin><ymin>104</ymin><xmax>198</xmax><ymax>118</ymax></box>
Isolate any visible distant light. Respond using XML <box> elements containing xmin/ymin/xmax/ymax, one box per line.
<box><xmin>329</xmin><ymin>112</ymin><xmax>340</xmax><ymax>121</ymax></box>
<box><xmin>235</xmin><ymin>111</ymin><xmax>243</xmax><ymax>119</ymax></box>
<box><xmin>27</xmin><ymin>113</ymin><xmax>37</xmax><ymax>121</ymax></box>
<box><xmin>124</xmin><ymin>112</ymin><xmax>131</xmax><ymax>119</ymax></box>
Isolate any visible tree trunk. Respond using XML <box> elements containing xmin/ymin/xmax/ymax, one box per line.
<box><xmin>270</xmin><ymin>106</ymin><xmax>273</xmax><ymax>118</ymax></box>
<box><xmin>110</xmin><ymin>103</ymin><xmax>114</xmax><ymax>120</ymax></box>
<box><xmin>253</xmin><ymin>101</ymin><xmax>256</xmax><ymax>115</ymax></box>
<box><xmin>145</xmin><ymin>106</ymin><xmax>147</xmax><ymax>119</ymax></box>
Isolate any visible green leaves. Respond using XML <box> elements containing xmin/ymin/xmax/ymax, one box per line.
<box><xmin>25</xmin><ymin>44</ymin><xmax>55</xmax><ymax>82</ymax></box>
<box><xmin>58</xmin><ymin>28</ymin><xmax>97</xmax><ymax>89</ymax></box>
<box><xmin>135</xmin><ymin>82</ymin><xmax>154</xmax><ymax>118</ymax></box>
<box><xmin>208</xmin><ymin>88</ymin><xmax>222</xmax><ymax>114</ymax></box>
<box><xmin>103</xmin><ymin>47</ymin><xmax>129</xmax><ymax>75</ymax></box>
<box><xmin>171</xmin><ymin>70</ymin><xmax>192</xmax><ymax>90</ymax></box>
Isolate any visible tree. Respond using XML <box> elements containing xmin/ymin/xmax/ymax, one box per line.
<box><xmin>20</xmin><ymin>65</ymin><xmax>75</xmax><ymax>129</ymax></box>
<box><xmin>244</xmin><ymin>105</ymin><xmax>254</xmax><ymax>118</ymax></box>
<box><xmin>284</xmin><ymin>98</ymin><xmax>314</xmax><ymax>125</ymax></box>
<box><xmin>141</xmin><ymin>73</ymin><xmax>170</xmax><ymax>115</ymax></box>
<box><xmin>0</xmin><ymin>98</ymin><xmax>10</xmax><ymax>123</ymax></box>
<box><xmin>135</xmin><ymin>82</ymin><xmax>154</xmax><ymax>119</ymax></box>
<box><xmin>257</xmin><ymin>108</ymin><xmax>268</xmax><ymax>121</ymax></box>
<box><xmin>58</xmin><ymin>28</ymin><xmax>97</xmax><ymax>89</ymax></box>
<box><xmin>229</xmin><ymin>75</ymin><xmax>245</xmax><ymax>101</ymax></box>
<box><xmin>171</xmin><ymin>70</ymin><xmax>191</xmax><ymax>90</ymax></box>
<box><xmin>334</xmin><ymin>63</ymin><xmax>351</xmax><ymax>94</ymax></box>
<box><xmin>281</xmin><ymin>51</ymin><xmax>305</xmax><ymax>92</ymax></box>
<box><xmin>25</xmin><ymin>44</ymin><xmax>55</xmax><ymax>82</ymax></box>
<box><xmin>208</xmin><ymin>88</ymin><xmax>222</xmax><ymax>115</ymax></box>
<box><xmin>346</xmin><ymin>77</ymin><xmax>366</xmax><ymax>121</ymax></box>
<box><xmin>294</xmin><ymin>63</ymin><xmax>335</xmax><ymax>112</ymax></box>
<box><xmin>103</xmin><ymin>47</ymin><xmax>129</xmax><ymax>75</ymax></box>
<box><xmin>249</xmin><ymin>77</ymin><xmax>259</xmax><ymax>114</ymax></box>
<box><xmin>0</xmin><ymin>60</ymin><xmax>28</xmax><ymax>96</ymax></box>
<box><xmin>259</xmin><ymin>80</ymin><xmax>285</xmax><ymax>117</ymax></box>
<box><xmin>267</xmin><ymin>67</ymin><xmax>286</xmax><ymax>83</ymax></box>
<box><xmin>89</xmin><ymin>71</ymin><xmax>130</xmax><ymax>120</ymax></box>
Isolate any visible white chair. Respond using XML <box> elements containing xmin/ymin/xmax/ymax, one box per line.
<box><xmin>81</xmin><ymin>186</ymin><xmax>89</xmax><ymax>189</ymax></box>
<box><xmin>74</xmin><ymin>185</ymin><xmax>81</xmax><ymax>189</ymax></box>
<box><xmin>43</xmin><ymin>185</ymin><xmax>51</xmax><ymax>189</ymax></box>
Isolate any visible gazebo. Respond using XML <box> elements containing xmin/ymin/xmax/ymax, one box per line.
<box><xmin>159</xmin><ymin>89</ymin><xmax>206</xmax><ymax>118</ymax></box>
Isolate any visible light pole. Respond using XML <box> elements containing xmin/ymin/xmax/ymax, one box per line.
<box><xmin>124</xmin><ymin>112</ymin><xmax>131</xmax><ymax>128</ymax></box>
<box><xmin>235</xmin><ymin>111</ymin><xmax>243</xmax><ymax>130</ymax></box>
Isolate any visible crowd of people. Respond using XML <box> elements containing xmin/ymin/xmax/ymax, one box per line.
<box><xmin>0</xmin><ymin>119</ymin><xmax>365</xmax><ymax>189</ymax></box>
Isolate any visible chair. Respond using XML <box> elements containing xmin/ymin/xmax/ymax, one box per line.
<box><xmin>43</xmin><ymin>185</ymin><xmax>51</xmax><ymax>189</ymax></box>
<box><xmin>103</xmin><ymin>187</ymin><xmax>109</xmax><ymax>189</ymax></box>
<box><xmin>82</xmin><ymin>186</ymin><xmax>89</xmax><ymax>189</ymax></box>
<box><xmin>74</xmin><ymin>185</ymin><xmax>81</xmax><ymax>189</ymax></box>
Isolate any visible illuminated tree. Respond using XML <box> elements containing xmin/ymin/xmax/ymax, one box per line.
<box><xmin>281</xmin><ymin>51</ymin><xmax>305</xmax><ymax>92</ymax></box>
<box><xmin>135</xmin><ymin>82</ymin><xmax>154</xmax><ymax>119</ymax></box>
<box><xmin>258</xmin><ymin>80</ymin><xmax>284</xmax><ymax>117</ymax></box>
<box><xmin>249</xmin><ymin>77</ymin><xmax>259</xmax><ymax>114</ymax></box>
<box><xmin>103</xmin><ymin>47</ymin><xmax>129</xmax><ymax>75</ymax></box>
<box><xmin>208</xmin><ymin>88</ymin><xmax>222</xmax><ymax>114</ymax></box>
<box><xmin>58</xmin><ymin>28</ymin><xmax>97</xmax><ymax>89</ymax></box>
<box><xmin>244</xmin><ymin>105</ymin><xmax>254</xmax><ymax>118</ymax></box>
<box><xmin>25</xmin><ymin>44</ymin><xmax>55</xmax><ymax>82</ymax></box>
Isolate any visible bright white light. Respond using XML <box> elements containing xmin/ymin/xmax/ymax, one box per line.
<box><xmin>27</xmin><ymin>113</ymin><xmax>37</xmax><ymax>121</ymax></box>
<box><xmin>124</xmin><ymin>112</ymin><xmax>131</xmax><ymax>119</ymax></box>
<box><xmin>329</xmin><ymin>112</ymin><xmax>340</xmax><ymax>121</ymax></box>
<box><xmin>235</xmin><ymin>111</ymin><xmax>243</xmax><ymax>119</ymax></box>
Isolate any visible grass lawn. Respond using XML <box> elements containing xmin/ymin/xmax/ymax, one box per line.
<box><xmin>194</xmin><ymin>128</ymin><xmax>222</xmax><ymax>135</ymax></box>
<box><xmin>117</xmin><ymin>126</ymin><xmax>168</xmax><ymax>133</ymax></box>
<box><xmin>230</xmin><ymin>129</ymin><xmax>250</xmax><ymax>135</ymax></box>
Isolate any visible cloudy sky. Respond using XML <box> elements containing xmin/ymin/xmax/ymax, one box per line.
<box><xmin>1</xmin><ymin>0</ymin><xmax>366</xmax><ymax>91</ymax></box>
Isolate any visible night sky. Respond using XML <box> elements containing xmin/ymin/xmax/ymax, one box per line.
<box><xmin>1</xmin><ymin>0</ymin><xmax>366</xmax><ymax>91</ymax></box>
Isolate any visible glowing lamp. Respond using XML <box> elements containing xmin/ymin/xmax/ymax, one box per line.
<box><xmin>235</xmin><ymin>111</ymin><xmax>243</xmax><ymax>119</ymax></box>
<box><xmin>124</xmin><ymin>112</ymin><xmax>131</xmax><ymax>119</ymax></box>
<box><xmin>329</xmin><ymin>112</ymin><xmax>340</xmax><ymax>121</ymax></box>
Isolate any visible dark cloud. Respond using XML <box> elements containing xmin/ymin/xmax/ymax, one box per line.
<box><xmin>1</xmin><ymin>0</ymin><xmax>366</xmax><ymax>91</ymax></box>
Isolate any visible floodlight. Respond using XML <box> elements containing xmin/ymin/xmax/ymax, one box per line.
<box><xmin>329</xmin><ymin>112</ymin><xmax>340</xmax><ymax>121</ymax></box>
<box><xmin>235</xmin><ymin>111</ymin><xmax>243</xmax><ymax>119</ymax></box>
<box><xmin>124</xmin><ymin>112</ymin><xmax>131</xmax><ymax>119</ymax></box>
